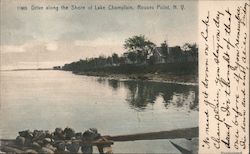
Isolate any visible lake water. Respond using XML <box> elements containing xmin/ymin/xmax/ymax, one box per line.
<box><xmin>0</xmin><ymin>70</ymin><xmax>198</xmax><ymax>153</ymax></box>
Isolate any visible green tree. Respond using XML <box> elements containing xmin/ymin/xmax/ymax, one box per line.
<box><xmin>160</xmin><ymin>41</ymin><xmax>169</xmax><ymax>61</ymax></box>
<box><xmin>182</xmin><ymin>43</ymin><xmax>198</xmax><ymax>60</ymax></box>
<box><xmin>182</xmin><ymin>43</ymin><xmax>197</xmax><ymax>51</ymax></box>
<box><xmin>127</xmin><ymin>52</ymin><xmax>137</xmax><ymax>64</ymax></box>
<box><xmin>124</xmin><ymin>35</ymin><xmax>156</xmax><ymax>63</ymax></box>
<box><xmin>112</xmin><ymin>53</ymin><xmax>119</xmax><ymax>65</ymax></box>
<box><xmin>106</xmin><ymin>56</ymin><xmax>113</xmax><ymax>65</ymax></box>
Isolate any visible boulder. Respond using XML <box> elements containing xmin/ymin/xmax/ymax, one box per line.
<box><xmin>43</xmin><ymin>138</ymin><xmax>52</xmax><ymax>144</ymax></box>
<box><xmin>75</xmin><ymin>132</ymin><xmax>82</xmax><ymax>139</ymax></box>
<box><xmin>54</xmin><ymin>150</ymin><xmax>69</xmax><ymax>154</ymax></box>
<box><xmin>45</xmin><ymin>130</ymin><xmax>52</xmax><ymax>138</ymax></box>
<box><xmin>16</xmin><ymin>136</ymin><xmax>25</xmax><ymax>146</ymax></box>
<box><xmin>39</xmin><ymin>147</ymin><xmax>54</xmax><ymax>154</ymax></box>
<box><xmin>63</xmin><ymin>127</ymin><xmax>75</xmax><ymax>140</ymax></box>
<box><xmin>36</xmin><ymin>140</ymin><xmax>44</xmax><ymax>147</ymax></box>
<box><xmin>19</xmin><ymin>130</ymin><xmax>33</xmax><ymax>138</ymax></box>
<box><xmin>66</xmin><ymin>141</ymin><xmax>80</xmax><ymax>153</ymax></box>
<box><xmin>44</xmin><ymin>144</ymin><xmax>57</xmax><ymax>152</ymax></box>
<box><xmin>89</xmin><ymin>128</ymin><xmax>98</xmax><ymax>134</ymax></box>
<box><xmin>82</xmin><ymin>128</ymin><xmax>100</xmax><ymax>141</ymax></box>
<box><xmin>53</xmin><ymin>128</ymin><xmax>64</xmax><ymax>140</ymax></box>
<box><xmin>24</xmin><ymin>137</ymin><xmax>33</xmax><ymax>146</ymax></box>
<box><xmin>33</xmin><ymin>130</ymin><xmax>46</xmax><ymax>141</ymax></box>
<box><xmin>31</xmin><ymin>141</ymin><xmax>41</xmax><ymax>149</ymax></box>
<box><xmin>24</xmin><ymin>149</ymin><xmax>38</xmax><ymax>154</ymax></box>
<box><xmin>81</xmin><ymin>144</ymin><xmax>93</xmax><ymax>154</ymax></box>
<box><xmin>55</xmin><ymin>142</ymin><xmax>66</xmax><ymax>152</ymax></box>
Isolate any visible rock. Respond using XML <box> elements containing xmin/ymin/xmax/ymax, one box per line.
<box><xmin>63</xmin><ymin>127</ymin><xmax>75</xmax><ymax>140</ymax></box>
<box><xmin>43</xmin><ymin>138</ymin><xmax>52</xmax><ymax>144</ymax></box>
<box><xmin>54</xmin><ymin>150</ymin><xmax>69</xmax><ymax>154</ymax></box>
<box><xmin>31</xmin><ymin>142</ymin><xmax>41</xmax><ymax>149</ymax></box>
<box><xmin>33</xmin><ymin>130</ymin><xmax>46</xmax><ymax>141</ymax></box>
<box><xmin>82</xmin><ymin>128</ymin><xmax>100</xmax><ymax>141</ymax></box>
<box><xmin>36</xmin><ymin>140</ymin><xmax>44</xmax><ymax>146</ymax></box>
<box><xmin>13</xmin><ymin>127</ymin><xmax>102</xmax><ymax>154</ymax></box>
<box><xmin>89</xmin><ymin>128</ymin><xmax>98</xmax><ymax>134</ymax></box>
<box><xmin>75</xmin><ymin>132</ymin><xmax>82</xmax><ymax>139</ymax></box>
<box><xmin>45</xmin><ymin>130</ymin><xmax>52</xmax><ymax>138</ymax></box>
<box><xmin>55</xmin><ymin>142</ymin><xmax>66</xmax><ymax>152</ymax></box>
<box><xmin>55</xmin><ymin>128</ymin><xmax>63</xmax><ymax>134</ymax></box>
<box><xmin>66</xmin><ymin>141</ymin><xmax>80</xmax><ymax>153</ymax></box>
<box><xmin>53</xmin><ymin>128</ymin><xmax>64</xmax><ymax>140</ymax></box>
<box><xmin>25</xmin><ymin>149</ymin><xmax>38</xmax><ymax>154</ymax></box>
<box><xmin>16</xmin><ymin>136</ymin><xmax>25</xmax><ymax>146</ymax></box>
<box><xmin>39</xmin><ymin>147</ymin><xmax>54</xmax><ymax>154</ymax></box>
<box><xmin>1</xmin><ymin>145</ymin><xmax>25</xmax><ymax>153</ymax></box>
<box><xmin>24</xmin><ymin>137</ymin><xmax>33</xmax><ymax>146</ymax></box>
<box><xmin>45</xmin><ymin>144</ymin><xmax>57</xmax><ymax>152</ymax></box>
<box><xmin>19</xmin><ymin>130</ymin><xmax>33</xmax><ymax>138</ymax></box>
<box><xmin>81</xmin><ymin>144</ymin><xmax>93</xmax><ymax>154</ymax></box>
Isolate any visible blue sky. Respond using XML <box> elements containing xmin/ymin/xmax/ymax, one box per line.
<box><xmin>0</xmin><ymin>0</ymin><xmax>198</xmax><ymax>69</ymax></box>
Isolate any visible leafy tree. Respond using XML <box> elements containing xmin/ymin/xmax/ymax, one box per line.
<box><xmin>160</xmin><ymin>41</ymin><xmax>169</xmax><ymax>60</ymax></box>
<box><xmin>127</xmin><ymin>52</ymin><xmax>137</xmax><ymax>64</ymax></box>
<box><xmin>148</xmin><ymin>56</ymin><xmax>157</xmax><ymax>65</ymax></box>
<box><xmin>112</xmin><ymin>53</ymin><xmax>119</xmax><ymax>65</ymax></box>
<box><xmin>170</xmin><ymin>46</ymin><xmax>182</xmax><ymax>60</ymax></box>
<box><xmin>182</xmin><ymin>43</ymin><xmax>197</xmax><ymax>52</ymax></box>
<box><xmin>106</xmin><ymin>56</ymin><xmax>113</xmax><ymax>65</ymax></box>
<box><xmin>118</xmin><ymin>56</ymin><xmax>126</xmax><ymax>64</ymax></box>
<box><xmin>124</xmin><ymin>35</ymin><xmax>156</xmax><ymax>63</ymax></box>
<box><xmin>98</xmin><ymin>55</ymin><xmax>106</xmax><ymax>66</ymax></box>
<box><xmin>182</xmin><ymin>43</ymin><xmax>198</xmax><ymax>60</ymax></box>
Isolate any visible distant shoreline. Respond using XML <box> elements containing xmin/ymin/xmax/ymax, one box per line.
<box><xmin>0</xmin><ymin>68</ymin><xmax>53</xmax><ymax>71</ymax></box>
<box><xmin>1</xmin><ymin>68</ymin><xmax>198</xmax><ymax>85</ymax></box>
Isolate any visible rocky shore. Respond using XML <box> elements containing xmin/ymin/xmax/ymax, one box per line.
<box><xmin>0</xmin><ymin>128</ymin><xmax>109</xmax><ymax>154</ymax></box>
<box><xmin>1</xmin><ymin>127</ymin><xmax>199</xmax><ymax>154</ymax></box>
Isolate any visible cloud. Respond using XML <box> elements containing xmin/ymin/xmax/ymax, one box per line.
<box><xmin>1</xmin><ymin>45</ymin><xmax>25</xmax><ymax>53</ymax></box>
<box><xmin>0</xmin><ymin>40</ymin><xmax>124</xmax><ymax>70</ymax></box>
<box><xmin>1</xmin><ymin>41</ymin><xmax>58</xmax><ymax>53</ymax></box>
<box><xmin>74</xmin><ymin>37</ymin><xmax>123</xmax><ymax>47</ymax></box>
<box><xmin>46</xmin><ymin>42</ymin><xmax>58</xmax><ymax>51</ymax></box>
<box><xmin>1</xmin><ymin>0</ymin><xmax>198</xmax><ymax>69</ymax></box>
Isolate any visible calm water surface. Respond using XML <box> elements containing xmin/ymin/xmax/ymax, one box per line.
<box><xmin>0</xmin><ymin>70</ymin><xmax>198</xmax><ymax>153</ymax></box>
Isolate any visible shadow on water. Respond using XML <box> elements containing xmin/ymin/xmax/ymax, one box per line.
<box><xmin>96</xmin><ymin>78</ymin><xmax>198</xmax><ymax>112</ymax></box>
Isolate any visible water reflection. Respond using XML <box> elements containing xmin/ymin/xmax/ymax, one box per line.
<box><xmin>97</xmin><ymin>78</ymin><xmax>198</xmax><ymax>111</ymax></box>
<box><xmin>107</xmin><ymin>79</ymin><xmax>120</xmax><ymax>90</ymax></box>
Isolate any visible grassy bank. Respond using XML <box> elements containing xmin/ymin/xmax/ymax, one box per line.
<box><xmin>76</xmin><ymin>72</ymin><xmax>198</xmax><ymax>84</ymax></box>
<box><xmin>64</xmin><ymin>62</ymin><xmax>198</xmax><ymax>84</ymax></box>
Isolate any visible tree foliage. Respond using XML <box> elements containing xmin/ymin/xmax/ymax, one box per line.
<box><xmin>112</xmin><ymin>53</ymin><xmax>119</xmax><ymax>64</ymax></box>
<box><xmin>160</xmin><ymin>41</ymin><xmax>169</xmax><ymax>59</ymax></box>
<box><xmin>181</xmin><ymin>43</ymin><xmax>198</xmax><ymax>60</ymax></box>
<box><xmin>127</xmin><ymin>52</ymin><xmax>137</xmax><ymax>63</ymax></box>
<box><xmin>61</xmin><ymin>35</ymin><xmax>198</xmax><ymax>73</ymax></box>
<box><xmin>124</xmin><ymin>35</ymin><xmax>156</xmax><ymax>62</ymax></box>
<box><xmin>182</xmin><ymin>43</ymin><xmax>197</xmax><ymax>52</ymax></box>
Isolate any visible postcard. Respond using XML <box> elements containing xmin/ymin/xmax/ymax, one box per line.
<box><xmin>0</xmin><ymin>0</ymin><xmax>248</xmax><ymax>154</ymax></box>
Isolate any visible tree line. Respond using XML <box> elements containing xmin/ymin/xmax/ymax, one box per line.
<box><xmin>59</xmin><ymin>35</ymin><xmax>198</xmax><ymax>72</ymax></box>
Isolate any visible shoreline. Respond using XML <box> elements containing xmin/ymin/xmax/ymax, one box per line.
<box><xmin>73</xmin><ymin>71</ymin><xmax>198</xmax><ymax>86</ymax></box>
<box><xmin>1</xmin><ymin>69</ymin><xmax>198</xmax><ymax>86</ymax></box>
